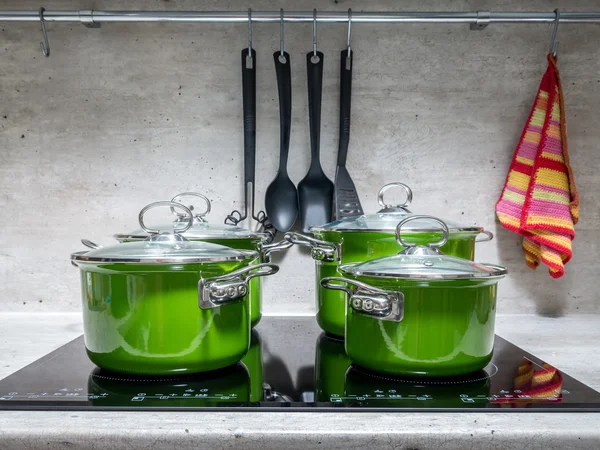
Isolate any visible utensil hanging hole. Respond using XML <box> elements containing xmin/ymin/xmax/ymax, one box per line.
<box><xmin>311</xmin><ymin>55</ymin><xmax>320</xmax><ymax>64</ymax></box>
<box><xmin>278</xmin><ymin>54</ymin><xmax>287</xmax><ymax>64</ymax></box>
<box><xmin>246</xmin><ymin>55</ymin><xmax>253</xmax><ymax>69</ymax></box>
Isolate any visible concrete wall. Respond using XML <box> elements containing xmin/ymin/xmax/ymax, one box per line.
<box><xmin>1</xmin><ymin>0</ymin><xmax>598</xmax><ymax>316</ymax></box>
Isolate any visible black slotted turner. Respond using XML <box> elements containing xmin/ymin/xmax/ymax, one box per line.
<box><xmin>334</xmin><ymin>49</ymin><xmax>363</xmax><ymax>220</ymax></box>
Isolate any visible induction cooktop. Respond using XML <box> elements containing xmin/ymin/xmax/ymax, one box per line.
<box><xmin>1</xmin><ymin>316</ymin><xmax>599</xmax><ymax>412</ymax></box>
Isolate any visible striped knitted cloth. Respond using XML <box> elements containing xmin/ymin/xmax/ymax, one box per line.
<box><xmin>496</xmin><ymin>54</ymin><xmax>579</xmax><ymax>278</ymax></box>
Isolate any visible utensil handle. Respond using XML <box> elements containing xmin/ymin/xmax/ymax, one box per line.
<box><xmin>242</xmin><ymin>48</ymin><xmax>257</xmax><ymax>188</ymax></box>
<box><xmin>337</xmin><ymin>50</ymin><xmax>352</xmax><ymax>167</ymax></box>
<box><xmin>274</xmin><ymin>52</ymin><xmax>292</xmax><ymax>172</ymax></box>
<box><xmin>307</xmin><ymin>51</ymin><xmax>324</xmax><ymax>168</ymax></box>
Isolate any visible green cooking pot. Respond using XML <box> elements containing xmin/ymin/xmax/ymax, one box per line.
<box><xmin>321</xmin><ymin>215</ymin><xmax>507</xmax><ymax>377</ymax></box>
<box><xmin>87</xmin><ymin>363</ymin><xmax>251</xmax><ymax>406</ymax></box>
<box><xmin>286</xmin><ymin>183</ymin><xmax>494</xmax><ymax>337</ymax></box>
<box><xmin>72</xmin><ymin>201</ymin><xmax>279</xmax><ymax>375</ymax></box>
<box><xmin>114</xmin><ymin>192</ymin><xmax>292</xmax><ymax>327</ymax></box>
<box><xmin>314</xmin><ymin>333</ymin><xmax>352</xmax><ymax>403</ymax></box>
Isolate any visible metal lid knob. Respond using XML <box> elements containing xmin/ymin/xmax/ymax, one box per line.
<box><xmin>171</xmin><ymin>192</ymin><xmax>211</xmax><ymax>223</ymax></box>
<box><xmin>377</xmin><ymin>183</ymin><xmax>413</xmax><ymax>213</ymax></box>
<box><xmin>138</xmin><ymin>201</ymin><xmax>194</xmax><ymax>237</ymax></box>
<box><xmin>396</xmin><ymin>215</ymin><xmax>449</xmax><ymax>255</ymax></box>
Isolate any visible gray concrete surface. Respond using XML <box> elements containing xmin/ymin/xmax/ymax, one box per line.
<box><xmin>1</xmin><ymin>0</ymin><xmax>599</xmax><ymax>315</ymax></box>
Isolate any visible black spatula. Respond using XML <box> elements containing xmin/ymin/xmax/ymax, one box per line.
<box><xmin>297</xmin><ymin>51</ymin><xmax>334</xmax><ymax>232</ymax></box>
<box><xmin>334</xmin><ymin>50</ymin><xmax>363</xmax><ymax>220</ymax></box>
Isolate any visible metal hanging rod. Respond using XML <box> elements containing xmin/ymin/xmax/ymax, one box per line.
<box><xmin>1</xmin><ymin>10</ymin><xmax>600</xmax><ymax>24</ymax></box>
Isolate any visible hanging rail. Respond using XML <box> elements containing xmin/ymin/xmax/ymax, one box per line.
<box><xmin>1</xmin><ymin>10</ymin><xmax>600</xmax><ymax>24</ymax></box>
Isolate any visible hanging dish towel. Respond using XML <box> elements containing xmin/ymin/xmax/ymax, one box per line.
<box><xmin>496</xmin><ymin>54</ymin><xmax>579</xmax><ymax>278</ymax></box>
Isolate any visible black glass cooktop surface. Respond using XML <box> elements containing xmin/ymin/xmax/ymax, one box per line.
<box><xmin>1</xmin><ymin>316</ymin><xmax>599</xmax><ymax>412</ymax></box>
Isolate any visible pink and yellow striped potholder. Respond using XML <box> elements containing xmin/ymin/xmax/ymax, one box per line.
<box><xmin>496</xmin><ymin>54</ymin><xmax>579</xmax><ymax>278</ymax></box>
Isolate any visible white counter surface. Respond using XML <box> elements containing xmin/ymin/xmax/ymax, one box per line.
<box><xmin>0</xmin><ymin>312</ymin><xmax>599</xmax><ymax>449</ymax></box>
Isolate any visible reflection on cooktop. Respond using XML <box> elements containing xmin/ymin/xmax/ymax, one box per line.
<box><xmin>0</xmin><ymin>316</ymin><xmax>599</xmax><ymax>412</ymax></box>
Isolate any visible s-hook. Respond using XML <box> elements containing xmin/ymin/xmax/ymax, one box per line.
<box><xmin>549</xmin><ymin>9</ymin><xmax>560</xmax><ymax>56</ymax></box>
<box><xmin>345</xmin><ymin>9</ymin><xmax>352</xmax><ymax>70</ymax></box>
<box><xmin>280</xmin><ymin>9</ymin><xmax>284</xmax><ymax>58</ymax></box>
<box><xmin>246</xmin><ymin>8</ymin><xmax>253</xmax><ymax>68</ymax></box>
<box><xmin>313</xmin><ymin>9</ymin><xmax>317</xmax><ymax>58</ymax></box>
<box><xmin>39</xmin><ymin>7</ymin><xmax>50</xmax><ymax>57</ymax></box>
<box><xmin>347</xmin><ymin>8</ymin><xmax>352</xmax><ymax>57</ymax></box>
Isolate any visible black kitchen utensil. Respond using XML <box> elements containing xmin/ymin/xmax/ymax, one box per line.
<box><xmin>333</xmin><ymin>50</ymin><xmax>363</xmax><ymax>220</ymax></box>
<box><xmin>265</xmin><ymin>51</ymin><xmax>298</xmax><ymax>232</ymax></box>
<box><xmin>297</xmin><ymin>51</ymin><xmax>334</xmax><ymax>232</ymax></box>
<box><xmin>226</xmin><ymin>49</ymin><xmax>275</xmax><ymax>240</ymax></box>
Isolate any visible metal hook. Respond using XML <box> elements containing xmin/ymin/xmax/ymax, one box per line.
<box><xmin>549</xmin><ymin>9</ymin><xmax>560</xmax><ymax>57</ymax></box>
<box><xmin>247</xmin><ymin>8</ymin><xmax>252</xmax><ymax>57</ymax></box>
<box><xmin>39</xmin><ymin>7</ymin><xmax>50</xmax><ymax>57</ymax></box>
<box><xmin>347</xmin><ymin>8</ymin><xmax>352</xmax><ymax>57</ymax></box>
<box><xmin>313</xmin><ymin>9</ymin><xmax>317</xmax><ymax>56</ymax></box>
<box><xmin>280</xmin><ymin>9</ymin><xmax>284</xmax><ymax>57</ymax></box>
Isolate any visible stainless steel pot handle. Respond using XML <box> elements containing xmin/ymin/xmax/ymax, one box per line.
<box><xmin>396</xmin><ymin>215</ymin><xmax>449</xmax><ymax>249</ymax></box>
<box><xmin>475</xmin><ymin>230</ymin><xmax>494</xmax><ymax>243</ymax></box>
<box><xmin>258</xmin><ymin>239</ymin><xmax>293</xmax><ymax>263</ymax></box>
<box><xmin>171</xmin><ymin>192</ymin><xmax>211</xmax><ymax>222</ymax></box>
<box><xmin>378</xmin><ymin>182</ymin><xmax>413</xmax><ymax>210</ymax></box>
<box><xmin>138</xmin><ymin>201</ymin><xmax>194</xmax><ymax>235</ymax></box>
<box><xmin>284</xmin><ymin>232</ymin><xmax>340</xmax><ymax>263</ymax></box>
<box><xmin>198</xmin><ymin>263</ymin><xmax>279</xmax><ymax>309</ymax></box>
<box><xmin>321</xmin><ymin>277</ymin><xmax>404</xmax><ymax>322</ymax></box>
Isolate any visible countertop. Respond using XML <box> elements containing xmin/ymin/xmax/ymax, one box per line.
<box><xmin>1</xmin><ymin>312</ymin><xmax>599</xmax><ymax>449</ymax></box>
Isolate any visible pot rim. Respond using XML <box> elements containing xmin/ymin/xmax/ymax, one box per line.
<box><xmin>339</xmin><ymin>262</ymin><xmax>508</xmax><ymax>281</ymax></box>
<box><xmin>113</xmin><ymin>232</ymin><xmax>267</xmax><ymax>242</ymax></box>
<box><xmin>310</xmin><ymin>225</ymin><xmax>484</xmax><ymax>234</ymax></box>
<box><xmin>71</xmin><ymin>249</ymin><xmax>258</xmax><ymax>265</ymax></box>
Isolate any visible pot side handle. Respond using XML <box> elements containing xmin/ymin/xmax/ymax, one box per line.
<box><xmin>198</xmin><ymin>263</ymin><xmax>279</xmax><ymax>309</ymax></box>
<box><xmin>259</xmin><ymin>239</ymin><xmax>293</xmax><ymax>263</ymax></box>
<box><xmin>321</xmin><ymin>277</ymin><xmax>404</xmax><ymax>322</ymax></box>
<box><xmin>475</xmin><ymin>230</ymin><xmax>494</xmax><ymax>243</ymax></box>
<box><xmin>284</xmin><ymin>232</ymin><xmax>340</xmax><ymax>262</ymax></box>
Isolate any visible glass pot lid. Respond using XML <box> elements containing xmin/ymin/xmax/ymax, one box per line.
<box><xmin>310</xmin><ymin>183</ymin><xmax>483</xmax><ymax>233</ymax></box>
<box><xmin>114</xmin><ymin>192</ymin><xmax>266</xmax><ymax>241</ymax></box>
<box><xmin>339</xmin><ymin>216</ymin><xmax>507</xmax><ymax>280</ymax></box>
<box><xmin>72</xmin><ymin>201</ymin><xmax>257</xmax><ymax>265</ymax></box>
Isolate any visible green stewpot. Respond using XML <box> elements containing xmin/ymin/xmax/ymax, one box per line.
<box><xmin>114</xmin><ymin>192</ymin><xmax>291</xmax><ymax>327</ymax></box>
<box><xmin>72</xmin><ymin>201</ymin><xmax>279</xmax><ymax>375</ymax></box>
<box><xmin>321</xmin><ymin>216</ymin><xmax>507</xmax><ymax>377</ymax></box>
<box><xmin>286</xmin><ymin>183</ymin><xmax>494</xmax><ymax>337</ymax></box>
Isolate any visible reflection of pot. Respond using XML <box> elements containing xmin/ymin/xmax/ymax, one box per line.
<box><xmin>87</xmin><ymin>363</ymin><xmax>250</xmax><ymax>407</ymax></box>
<box><xmin>114</xmin><ymin>192</ymin><xmax>292</xmax><ymax>327</ymax></box>
<box><xmin>72</xmin><ymin>201</ymin><xmax>279</xmax><ymax>375</ymax></box>
<box><xmin>285</xmin><ymin>183</ymin><xmax>493</xmax><ymax>337</ymax></box>
<box><xmin>344</xmin><ymin>364</ymin><xmax>491</xmax><ymax>408</ymax></box>
<box><xmin>322</xmin><ymin>216</ymin><xmax>507</xmax><ymax>377</ymax></box>
<box><xmin>314</xmin><ymin>333</ymin><xmax>351</xmax><ymax>402</ymax></box>
<box><xmin>242</xmin><ymin>329</ymin><xmax>264</xmax><ymax>402</ymax></box>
